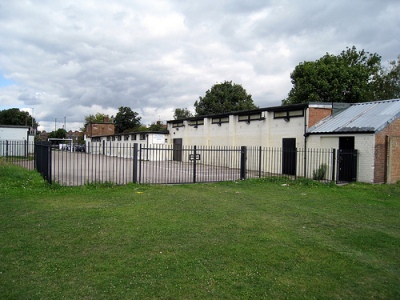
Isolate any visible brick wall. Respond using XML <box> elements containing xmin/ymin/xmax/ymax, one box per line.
<box><xmin>308</xmin><ymin>107</ymin><xmax>332</xmax><ymax>128</ymax></box>
<box><xmin>86</xmin><ymin>123</ymin><xmax>115</xmax><ymax>138</ymax></box>
<box><xmin>388</xmin><ymin>136</ymin><xmax>400</xmax><ymax>183</ymax></box>
<box><xmin>374</xmin><ymin>118</ymin><xmax>400</xmax><ymax>183</ymax></box>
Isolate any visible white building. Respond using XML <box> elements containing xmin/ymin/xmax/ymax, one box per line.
<box><xmin>166</xmin><ymin>103</ymin><xmax>335</xmax><ymax>149</ymax></box>
<box><xmin>0</xmin><ymin>125</ymin><xmax>33</xmax><ymax>156</ymax></box>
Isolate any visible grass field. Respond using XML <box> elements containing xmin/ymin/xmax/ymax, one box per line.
<box><xmin>1</xmin><ymin>161</ymin><xmax>399</xmax><ymax>299</ymax></box>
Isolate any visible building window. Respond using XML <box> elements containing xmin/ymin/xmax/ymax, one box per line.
<box><xmin>131</xmin><ymin>134</ymin><xmax>136</xmax><ymax>140</ymax></box>
<box><xmin>117</xmin><ymin>136</ymin><xmax>122</xmax><ymax>141</ymax></box>
<box><xmin>124</xmin><ymin>135</ymin><xmax>129</xmax><ymax>141</ymax></box>
<box><xmin>212</xmin><ymin>117</ymin><xmax>229</xmax><ymax>125</ymax></box>
<box><xmin>238</xmin><ymin>113</ymin><xmax>264</xmax><ymax>123</ymax></box>
<box><xmin>274</xmin><ymin>109</ymin><xmax>304</xmax><ymax>119</ymax></box>
<box><xmin>188</xmin><ymin>119</ymin><xmax>204</xmax><ymax>127</ymax></box>
<box><xmin>172</xmin><ymin>121</ymin><xmax>184</xmax><ymax>128</ymax></box>
<box><xmin>140</xmin><ymin>134</ymin><xmax>146</xmax><ymax>140</ymax></box>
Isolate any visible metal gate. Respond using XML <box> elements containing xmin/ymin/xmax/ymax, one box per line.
<box><xmin>138</xmin><ymin>145</ymin><xmax>246</xmax><ymax>184</ymax></box>
<box><xmin>338</xmin><ymin>149</ymin><xmax>358</xmax><ymax>182</ymax></box>
<box><xmin>34</xmin><ymin>141</ymin><xmax>52</xmax><ymax>184</ymax></box>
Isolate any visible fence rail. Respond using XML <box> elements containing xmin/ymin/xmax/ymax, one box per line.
<box><xmin>2</xmin><ymin>141</ymin><xmax>357</xmax><ymax>186</ymax></box>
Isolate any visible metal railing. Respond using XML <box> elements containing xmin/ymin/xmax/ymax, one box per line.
<box><xmin>0</xmin><ymin>140</ymin><xmax>35</xmax><ymax>170</ymax></box>
<box><xmin>2</xmin><ymin>141</ymin><xmax>357</xmax><ymax>186</ymax></box>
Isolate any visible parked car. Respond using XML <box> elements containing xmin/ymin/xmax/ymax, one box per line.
<box><xmin>74</xmin><ymin>144</ymin><xmax>86</xmax><ymax>152</ymax></box>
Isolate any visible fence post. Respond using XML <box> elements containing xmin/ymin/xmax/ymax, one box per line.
<box><xmin>331</xmin><ymin>148</ymin><xmax>336</xmax><ymax>182</ymax></box>
<box><xmin>5</xmin><ymin>140</ymin><xmax>9</xmax><ymax>160</ymax></box>
<box><xmin>303</xmin><ymin>148</ymin><xmax>307</xmax><ymax>178</ymax></box>
<box><xmin>133</xmin><ymin>143</ymin><xmax>138</xmax><ymax>183</ymax></box>
<box><xmin>240</xmin><ymin>146</ymin><xmax>247</xmax><ymax>180</ymax></box>
<box><xmin>48</xmin><ymin>143</ymin><xmax>52</xmax><ymax>184</ymax></box>
<box><xmin>258</xmin><ymin>146</ymin><xmax>262</xmax><ymax>178</ymax></box>
<box><xmin>193</xmin><ymin>145</ymin><xmax>197</xmax><ymax>183</ymax></box>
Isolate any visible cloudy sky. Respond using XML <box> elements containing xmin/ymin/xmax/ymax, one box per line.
<box><xmin>0</xmin><ymin>0</ymin><xmax>399</xmax><ymax>132</ymax></box>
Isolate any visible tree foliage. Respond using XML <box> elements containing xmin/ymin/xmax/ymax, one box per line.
<box><xmin>372</xmin><ymin>55</ymin><xmax>400</xmax><ymax>100</ymax></box>
<box><xmin>84</xmin><ymin>113</ymin><xmax>110</xmax><ymax>124</ymax></box>
<box><xmin>81</xmin><ymin>113</ymin><xmax>111</xmax><ymax>132</ymax></box>
<box><xmin>48</xmin><ymin>128</ymin><xmax>67</xmax><ymax>139</ymax></box>
<box><xmin>0</xmin><ymin>108</ymin><xmax>38</xmax><ymax>127</ymax></box>
<box><xmin>283</xmin><ymin>46</ymin><xmax>399</xmax><ymax>105</ymax></box>
<box><xmin>113</xmin><ymin>106</ymin><xmax>141</xmax><ymax>133</ymax></box>
<box><xmin>173</xmin><ymin>108</ymin><xmax>193</xmax><ymax>120</ymax></box>
<box><xmin>148</xmin><ymin>121</ymin><xmax>165</xmax><ymax>131</ymax></box>
<box><xmin>194</xmin><ymin>81</ymin><xmax>258</xmax><ymax>116</ymax></box>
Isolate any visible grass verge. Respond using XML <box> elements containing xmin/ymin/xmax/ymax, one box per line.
<box><xmin>1</xmin><ymin>162</ymin><xmax>399</xmax><ymax>299</ymax></box>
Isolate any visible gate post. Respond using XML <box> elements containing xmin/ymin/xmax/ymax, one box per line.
<box><xmin>133</xmin><ymin>143</ymin><xmax>138</xmax><ymax>183</ymax></box>
<box><xmin>240</xmin><ymin>146</ymin><xmax>247</xmax><ymax>180</ymax></box>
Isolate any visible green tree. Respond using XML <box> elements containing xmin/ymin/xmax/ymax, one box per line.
<box><xmin>113</xmin><ymin>106</ymin><xmax>141</xmax><ymax>133</ymax></box>
<box><xmin>48</xmin><ymin>128</ymin><xmax>67</xmax><ymax>139</ymax></box>
<box><xmin>148</xmin><ymin>121</ymin><xmax>165</xmax><ymax>131</ymax></box>
<box><xmin>173</xmin><ymin>108</ymin><xmax>193</xmax><ymax>120</ymax></box>
<box><xmin>0</xmin><ymin>108</ymin><xmax>38</xmax><ymax>127</ymax></box>
<box><xmin>81</xmin><ymin>113</ymin><xmax>111</xmax><ymax>131</ymax></box>
<box><xmin>84</xmin><ymin>113</ymin><xmax>110</xmax><ymax>124</ymax></box>
<box><xmin>283</xmin><ymin>46</ymin><xmax>385</xmax><ymax>105</ymax></box>
<box><xmin>194</xmin><ymin>81</ymin><xmax>258</xmax><ymax>116</ymax></box>
<box><xmin>372</xmin><ymin>55</ymin><xmax>400</xmax><ymax>100</ymax></box>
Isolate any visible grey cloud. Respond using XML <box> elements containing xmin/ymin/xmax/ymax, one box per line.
<box><xmin>0</xmin><ymin>0</ymin><xmax>399</xmax><ymax>131</ymax></box>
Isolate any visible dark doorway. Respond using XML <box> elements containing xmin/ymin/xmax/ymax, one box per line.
<box><xmin>282</xmin><ymin>138</ymin><xmax>297</xmax><ymax>175</ymax></box>
<box><xmin>173</xmin><ymin>138</ymin><xmax>183</xmax><ymax>161</ymax></box>
<box><xmin>338</xmin><ymin>137</ymin><xmax>357</xmax><ymax>182</ymax></box>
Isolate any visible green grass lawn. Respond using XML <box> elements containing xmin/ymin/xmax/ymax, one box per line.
<box><xmin>1</xmin><ymin>161</ymin><xmax>399</xmax><ymax>299</ymax></box>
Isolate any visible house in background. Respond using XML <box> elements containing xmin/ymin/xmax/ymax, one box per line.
<box><xmin>307</xmin><ymin>99</ymin><xmax>400</xmax><ymax>184</ymax></box>
<box><xmin>66</xmin><ymin>130</ymin><xmax>84</xmax><ymax>144</ymax></box>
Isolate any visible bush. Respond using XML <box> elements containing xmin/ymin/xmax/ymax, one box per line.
<box><xmin>313</xmin><ymin>163</ymin><xmax>327</xmax><ymax>180</ymax></box>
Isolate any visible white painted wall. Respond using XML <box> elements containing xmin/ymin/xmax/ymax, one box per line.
<box><xmin>0</xmin><ymin>126</ymin><xmax>31</xmax><ymax>156</ymax></box>
<box><xmin>0</xmin><ymin>126</ymin><xmax>29</xmax><ymax>141</ymax></box>
<box><xmin>86</xmin><ymin>133</ymin><xmax>169</xmax><ymax>160</ymax></box>
<box><xmin>167</xmin><ymin>112</ymin><xmax>307</xmax><ymax>148</ymax></box>
<box><xmin>306</xmin><ymin>134</ymin><xmax>375</xmax><ymax>183</ymax></box>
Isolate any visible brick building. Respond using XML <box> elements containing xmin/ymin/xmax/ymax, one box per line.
<box><xmin>85</xmin><ymin>118</ymin><xmax>115</xmax><ymax>138</ymax></box>
<box><xmin>307</xmin><ymin>99</ymin><xmax>400</xmax><ymax>183</ymax></box>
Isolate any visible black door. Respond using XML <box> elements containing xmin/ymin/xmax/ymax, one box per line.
<box><xmin>338</xmin><ymin>137</ymin><xmax>357</xmax><ymax>182</ymax></box>
<box><xmin>173</xmin><ymin>138</ymin><xmax>182</xmax><ymax>161</ymax></box>
<box><xmin>282</xmin><ymin>138</ymin><xmax>296</xmax><ymax>175</ymax></box>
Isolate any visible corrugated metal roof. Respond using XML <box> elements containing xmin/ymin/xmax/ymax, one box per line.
<box><xmin>308</xmin><ymin>99</ymin><xmax>400</xmax><ymax>134</ymax></box>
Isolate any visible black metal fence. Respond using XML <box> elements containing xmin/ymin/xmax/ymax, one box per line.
<box><xmin>2</xmin><ymin>141</ymin><xmax>358</xmax><ymax>186</ymax></box>
<box><xmin>0</xmin><ymin>140</ymin><xmax>35</xmax><ymax>170</ymax></box>
<box><xmin>35</xmin><ymin>141</ymin><xmax>52</xmax><ymax>184</ymax></box>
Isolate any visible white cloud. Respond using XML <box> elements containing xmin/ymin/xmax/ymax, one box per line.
<box><xmin>0</xmin><ymin>0</ymin><xmax>399</xmax><ymax>131</ymax></box>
